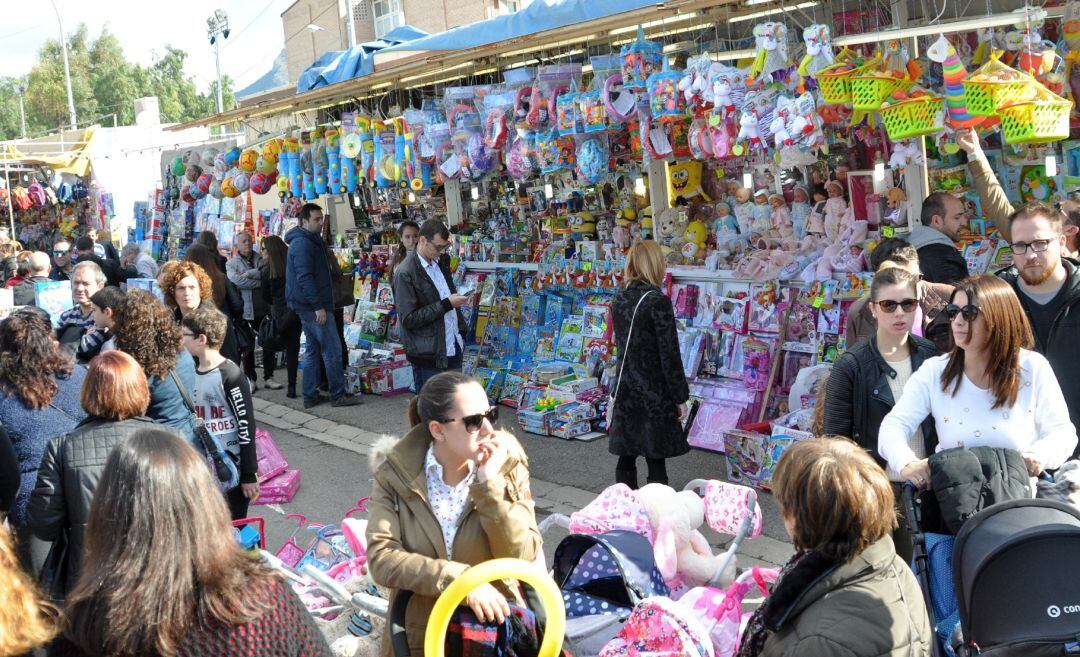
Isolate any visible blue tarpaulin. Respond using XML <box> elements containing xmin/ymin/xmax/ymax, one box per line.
<box><xmin>377</xmin><ymin>0</ymin><xmax>657</xmax><ymax>53</ymax></box>
<box><xmin>296</xmin><ymin>25</ymin><xmax>429</xmax><ymax>92</ymax></box>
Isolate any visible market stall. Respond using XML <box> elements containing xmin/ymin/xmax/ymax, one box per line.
<box><xmin>158</xmin><ymin>0</ymin><xmax>1080</xmax><ymax>485</ymax></box>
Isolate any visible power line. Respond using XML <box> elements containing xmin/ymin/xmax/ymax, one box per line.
<box><xmin>223</xmin><ymin>0</ymin><xmax>283</xmax><ymax>51</ymax></box>
<box><xmin>0</xmin><ymin>22</ymin><xmax>49</xmax><ymax>41</ymax></box>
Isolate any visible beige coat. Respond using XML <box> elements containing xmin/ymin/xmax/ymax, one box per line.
<box><xmin>365</xmin><ymin>425</ymin><xmax>542</xmax><ymax>656</ymax></box>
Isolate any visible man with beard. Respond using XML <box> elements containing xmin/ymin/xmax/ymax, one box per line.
<box><xmin>998</xmin><ymin>202</ymin><xmax>1080</xmax><ymax>457</ymax></box>
<box><xmin>907</xmin><ymin>192</ymin><xmax>970</xmax><ymax>284</ymax></box>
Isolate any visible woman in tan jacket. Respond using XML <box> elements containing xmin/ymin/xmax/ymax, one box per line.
<box><xmin>366</xmin><ymin>371</ymin><xmax>542</xmax><ymax>656</ymax></box>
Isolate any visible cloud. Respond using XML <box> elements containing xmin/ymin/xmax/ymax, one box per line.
<box><xmin>0</xmin><ymin>0</ymin><xmax>294</xmax><ymax>91</ymax></box>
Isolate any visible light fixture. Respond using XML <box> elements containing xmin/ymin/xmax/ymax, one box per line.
<box><xmin>729</xmin><ymin>2</ymin><xmax>817</xmax><ymax>23</ymax></box>
<box><xmin>608</xmin><ymin>13</ymin><xmax>697</xmax><ymax>36</ymax></box>
<box><xmin>634</xmin><ymin>176</ymin><xmax>646</xmax><ymax>196</ymax></box>
<box><xmin>834</xmin><ymin>6</ymin><xmax>1061</xmax><ymax>46</ymax></box>
<box><xmin>544</xmin><ymin>183</ymin><xmax>553</xmax><ymax>199</ymax></box>
<box><xmin>470</xmin><ymin>186</ymin><xmax>479</xmax><ymax>200</ymax></box>
<box><xmin>1046</xmin><ymin>154</ymin><xmax>1058</xmax><ymax>177</ymax></box>
<box><xmin>742</xmin><ymin>170</ymin><xmax>753</xmax><ymax>189</ymax></box>
<box><xmin>873</xmin><ymin>159</ymin><xmax>888</xmax><ymax>194</ymax></box>
<box><xmin>407</xmin><ymin>191</ymin><xmax>416</xmax><ymax>203</ymax></box>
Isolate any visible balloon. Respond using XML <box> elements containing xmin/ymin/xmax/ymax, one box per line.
<box><xmin>424</xmin><ymin>559</ymin><xmax>564</xmax><ymax>657</ymax></box>
<box><xmin>239</xmin><ymin>149</ymin><xmax>259</xmax><ymax>173</ymax></box>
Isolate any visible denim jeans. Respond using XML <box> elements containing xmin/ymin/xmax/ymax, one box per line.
<box><xmin>297</xmin><ymin>309</ymin><xmax>346</xmax><ymax>401</ymax></box>
<box><xmin>411</xmin><ymin>352</ymin><xmax>463</xmax><ymax>393</ymax></box>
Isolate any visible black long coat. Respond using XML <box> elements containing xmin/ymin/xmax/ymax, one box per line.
<box><xmin>608</xmin><ymin>281</ymin><xmax>690</xmax><ymax>459</ymax></box>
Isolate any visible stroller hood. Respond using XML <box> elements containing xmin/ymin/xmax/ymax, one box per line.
<box><xmin>554</xmin><ymin>530</ymin><xmax>669</xmax><ymax>611</ymax></box>
<box><xmin>953</xmin><ymin>498</ymin><xmax>1080</xmax><ymax>650</ymax></box>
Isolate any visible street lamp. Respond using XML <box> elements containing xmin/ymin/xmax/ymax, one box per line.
<box><xmin>12</xmin><ymin>83</ymin><xmax>26</xmax><ymax>139</ymax></box>
<box><xmin>207</xmin><ymin>9</ymin><xmax>230</xmax><ymax>115</ymax></box>
<box><xmin>48</xmin><ymin>0</ymin><xmax>77</xmax><ymax>130</ymax></box>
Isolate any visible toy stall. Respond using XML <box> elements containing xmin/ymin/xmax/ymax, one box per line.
<box><xmin>166</xmin><ymin>0</ymin><xmax>1079</xmax><ymax>480</ymax></box>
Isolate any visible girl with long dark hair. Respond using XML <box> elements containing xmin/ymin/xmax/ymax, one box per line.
<box><xmin>54</xmin><ymin>429</ymin><xmax>332</xmax><ymax>657</ymax></box>
<box><xmin>260</xmin><ymin>235</ymin><xmax>302</xmax><ymax>397</ymax></box>
<box><xmin>879</xmin><ymin>274</ymin><xmax>1078</xmax><ymax>486</ymax></box>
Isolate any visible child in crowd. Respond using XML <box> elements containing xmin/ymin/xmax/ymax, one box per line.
<box><xmin>80</xmin><ymin>286</ymin><xmax>124</xmax><ymax>361</ymax></box>
<box><xmin>181</xmin><ymin>306</ymin><xmax>259</xmax><ymax>519</ymax></box>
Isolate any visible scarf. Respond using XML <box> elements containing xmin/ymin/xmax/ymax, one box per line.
<box><xmin>446</xmin><ymin>605</ymin><xmax>541</xmax><ymax>657</ymax></box>
<box><xmin>736</xmin><ymin>549</ymin><xmax>839</xmax><ymax>657</ymax></box>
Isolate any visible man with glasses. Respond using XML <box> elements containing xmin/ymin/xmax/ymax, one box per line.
<box><xmin>997</xmin><ymin>202</ymin><xmax>1080</xmax><ymax>457</ymax></box>
<box><xmin>284</xmin><ymin>203</ymin><xmax>361</xmax><ymax>409</ymax></box>
<box><xmin>49</xmin><ymin>241</ymin><xmax>73</xmax><ymax>281</ymax></box>
<box><xmin>393</xmin><ymin>219</ymin><xmax>470</xmax><ymax>391</ymax></box>
<box><xmin>907</xmin><ymin>192</ymin><xmax>970</xmax><ymax>284</ymax></box>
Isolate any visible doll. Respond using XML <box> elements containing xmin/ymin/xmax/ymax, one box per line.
<box><xmin>725</xmin><ymin>181</ymin><xmax>740</xmax><ymax>207</ymax></box>
<box><xmin>822</xmin><ymin>180</ymin><xmax>848</xmax><ymax>242</ymax></box>
<box><xmin>733</xmin><ymin>188</ymin><xmax>754</xmax><ymax>235</ymax></box>
<box><xmin>769</xmin><ymin>194</ymin><xmax>792</xmax><ymax>237</ymax></box>
<box><xmin>790</xmin><ymin>187</ymin><xmax>811</xmax><ymax>239</ymax></box>
<box><xmin>596</xmin><ymin>217</ymin><xmax>612</xmax><ymax>242</ymax></box>
<box><xmin>831</xmin><ymin>244</ymin><xmax>867</xmax><ymax>273</ymax></box>
<box><xmin>751</xmin><ymin>189</ymin><xmax>772</xmax><ymax>234</ymax></box>
<box><xmin>713</xmin><ymin>202</ymin><xmax>740</xmax><ymax>241</ymax></box>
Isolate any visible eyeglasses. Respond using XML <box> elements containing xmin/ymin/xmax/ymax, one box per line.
<box><xmin>1009</xmin><ymin>239</ymin><xmax>1052</xmax><ymax>255</ymax></box>
<box><xmin>873</xmin><ymin>298</ymin><xmax>919</xmax><ymax>313</ymax></box>
<box><xmin>443</xmin><ymin>406</ymin><xmax>498</xmax><ymax>433</ymax></box>
<box><xmin>432</xmin><ymin>241</ymin><xmax>451</xmax><ymax>252</ymax></box>
<box><xmin>944</xmin><ymin>304</ymin><xmax>981</xmax><ymax>322</ymax></box>
<box><xmin>180</xmin><ymin>331</ymin><xmax>196</xmax><ymax>338</ymax></box>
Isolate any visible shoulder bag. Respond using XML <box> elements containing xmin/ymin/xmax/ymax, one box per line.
<box><xmin>605</xmin><ymin>290</ymin><xmax>653</xmax><ymax>432</ymax></box>
<box><xmin>169</xmin><ymin>370</ymin><xmax>240</xmax><ymax>492</ymax></box>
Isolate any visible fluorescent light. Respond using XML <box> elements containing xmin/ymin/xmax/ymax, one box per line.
<box><xmin>634</xmin><ymin>176</ymin><xmax>646</xmax><ymax>196</ymax></box>
<box><xmin>471</xmin><ymin>186</ymin><xmax>479</xmax><ymax>200</ymax></box>
<box><xmin>407</xmin><ymin>191</ymin><xmax>416</xmax><ymax>203</ymax></box>
<box><xmin>609</xmin><ymin>13</ymin><xmax>697</xmax><ymax>36</ymax></box>
<box><xmin>612</xmin><ymin>21</ymin><xmax>714</xmax><ymax>46</ymax></box>
<box><xmin>729</xmin><ymin>2</ymin><xmax>817</xmax><ymax>23</ymax></box>
<box><xmin>712</xmin><ymin>49</ymin><xmax>756</xmax><ymax>62</ymax></box>
<box><xmin>834</xmin><ymin>6</ymin><xmax>1062</xmax><ymax>46</ymax></box>
<box><xmin>1046</xmin><ymin>155</ymin><xmax>1058</xmax><ymax>177</ymax></box>
<box><xmin>544</xmin><ymin>183</ymin><xmax>553</xmax><ymax>198</ymax></box>
<box><xmin>743</xmin><ymin>170</ymin><xmax>753</xmax><ymax>189</ymax></box>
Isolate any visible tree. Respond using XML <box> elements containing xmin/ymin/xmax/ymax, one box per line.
<box><xmin>89</xmin><ymin>27</ymin><xmax>141</xmax><ymax>126</ymax></box>
<box><xmin>24</xmin><ymin>23</ymin><xmax>97</xmax><ymax>131</ymax></box>
<box><xmin>144</xmin><ymin>46</ymin><xmax>208</xmax><ymax>124</ymax></box>
<box><xmin>0</xmin><ymin>77</ymin><xmax>27</xmax><ymax>139</ymax></box>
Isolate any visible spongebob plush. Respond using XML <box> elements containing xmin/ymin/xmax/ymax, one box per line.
<box><xmin>667</xmin><ymin>161</ymin><xmax>711</xmax><ymax>203</ymax></box>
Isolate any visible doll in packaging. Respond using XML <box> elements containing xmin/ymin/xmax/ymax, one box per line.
<box><xmin>790</xmin><ymin>187</ymin><xmax>810</xmax><ymax>239</ymax></box>
<box><xmin>733</xmin><ymin>187</ymin><xmax>754</xmax><ymax>235</ymax></box>
<box><xmin>769</xmin><ymin>194</ymin><xmax>792</xmax><ymax>238</ymax></box>
<box><xmin>822</xmin><ymin>180</ymin><xmax>848</xmax><ymax>241</ymax></box>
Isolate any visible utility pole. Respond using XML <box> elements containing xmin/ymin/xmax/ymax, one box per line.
<box><xmin>341</xmin><ymin>0</ymin><xmax>357</xmax><ymax>48</ymax></box>
<box><xmin>207</xmin><ymin>9</ymin><xmax>230</xmax><ymax>114</ymax></box>
<box><xmin>48</xmin><ymin>0</ymin><xmax>77</xmax><ymax>130</ymax></box>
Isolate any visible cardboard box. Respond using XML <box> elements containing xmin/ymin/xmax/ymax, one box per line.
<box><xmin>554</xmin><ymin>401</ymin><xmax>597</xmax><ymax>424</ymax></box>
<box><xmin>551</xmin><ymin>419</ymin><xmax>593</xmax><ymax>440</ymax></box>
<box><xmin>255</xmin><ymin>428</ymin><xmax>289</xmax><ymax>482</ymax></box>
<box><xmin>550</xmin><ymin>375</ymin><xmax>599</xmax><ymax>395</ymax></box>
<box><xmin>252</xmin><ymin>469</ymin><xmax>301</xmax><ymax>505</ymax></box>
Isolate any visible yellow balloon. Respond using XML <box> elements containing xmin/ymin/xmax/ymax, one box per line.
<box><xmin>424</xmin><ymin>559</ymin><xmax>565</xmax><ymax>657</ymax></box>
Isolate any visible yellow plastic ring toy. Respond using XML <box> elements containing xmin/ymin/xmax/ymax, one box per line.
<box><xmin>424</xmin><ymin>558</ymin><xmax>565</xmax><ymax>657</ymax></box>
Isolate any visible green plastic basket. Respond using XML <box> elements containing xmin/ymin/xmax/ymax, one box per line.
<box><xmin>851</xmin><ymin>75</ymin><xmax>912</xmax><ymax>111</ymax></box>
<box><xmin>880</xmin><ymin>96</ymin><xmax>944</xmax><ymax>141</ymax></box>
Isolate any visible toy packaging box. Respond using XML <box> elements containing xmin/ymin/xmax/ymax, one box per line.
<box><xmin>126</xmin><ymin>278</ymin><xmax>165</xmax><ymax>303</ymax></box>
<box><xmin>252</xmin><ymin>468</ymin><xmax>301</xmax><ymax>505</ymax></box>
<box><xmin>35</xmin><ymin>281</ymin><xmax>73</xmax><ymax>328</ymax></box>
<box><xmin>551</xmin><ymin>419</ymin><xmax>593</xmax><ymax>440</ymax></box>
<box><xmin>724</xmin><ymin>429</ymin><xmax>769</xmax><ymax>487</ymax></box>
<box><xmin>255</xmin><ymin>428</ymin><xmax>289</xmax><ymax>482</ymax></box>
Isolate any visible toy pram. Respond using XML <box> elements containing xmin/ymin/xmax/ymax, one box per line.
<box><xmin>905</xmin><ymin>483</ymin><xmax>1080</xmax><ymax>657</ymax></box>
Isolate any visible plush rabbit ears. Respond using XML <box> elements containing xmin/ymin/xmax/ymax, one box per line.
<box><xmin>684</xmin><ymin>479</ymin><xmax>763</xmax><ymax>538</ymax></box>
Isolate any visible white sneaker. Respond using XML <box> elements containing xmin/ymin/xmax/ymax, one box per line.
<box><xmin>264</xmin><ymin>378</ymin><xmax>284</xmax><ymax>390</ymax></box>
<box><xmin>248</xmin><ymin>377</ymin><xmax>258</xmax><ymax>392</ymax></box>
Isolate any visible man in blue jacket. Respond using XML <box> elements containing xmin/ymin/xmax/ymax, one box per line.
<box><xmin>285</xmin><ymin>203</ymin><xmax>360</xmax><ymax>409</ymax></box>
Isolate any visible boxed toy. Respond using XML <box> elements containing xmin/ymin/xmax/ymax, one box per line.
<box><xmin>581</xmin><ymin>299</ymin><xmax>613</xmax><ymax>340</ymax></box>
<box><xmin>724</xmin><ymin>429</ymin><xmax>769</xmax><ymax>486</ymax></box>
<box><xmin>252</xmin><ymin>468</ymin><xmax>301</xmax><ymax>505</ymax></box>
<box><xmin>255</xmin><ymin>428</ymin><xmax>289</xmax><ymax>482</ymax></box>
<box><xmin>554</xmin><ymin>400</ymin><xmax>597</xmax><ymax>424</ymax></box>
<box><xmin>521</xmin><ymin>293</ymin><xmax>547</xmax><ymax>326</ymax></box>
<box><xmin>550</xmin><ymin>375</ymin><xmax>598</xmax><ymax>395</ymax></box>
<box><xmin>499</xmin><ymin>372</ymin><xmax>528</xmax><ymax>407</ymax></box>
<box><xmin>556</xmin><ymin>315</ymin><xmax>585</xmax><ymax>361</ymax></box>
<box><xmin>35</xmin><ymin>281</ymin><xmax>73</xmax><ymax>328</ymax></box>
<box><xmin>551</xmin><ymin>419</ymin><xmax>593</xmax><ymax>440</ymax></box>
<box><xmin>517</xmin><ymin>407</ymin><xmax>556</xmax><ymax>435</ymax></box>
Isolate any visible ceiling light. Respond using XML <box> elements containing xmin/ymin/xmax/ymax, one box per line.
<box><xmin>729</xmin><ymin>2</ymin><xmax>817</xmax><ymax>23</ymax></box>
<box><xmin>609</xmin><ymin>13</ymin><xmax>697</xmax><ymax>36</ymax></box>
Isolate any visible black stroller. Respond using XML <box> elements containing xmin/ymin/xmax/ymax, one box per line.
<box><xmin>906</xmin><ymin>486</ymin><xmax>1080</xmax><ymax>657</ymax></box>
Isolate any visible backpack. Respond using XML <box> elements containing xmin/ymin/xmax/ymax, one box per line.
<box><xmin>55</xmin><ymin>182</ymin><xmax>73</xmax><ymax>204</ymax></box>
<box><xmin>11</xmin><ymin>186</ymin><xmax>31</xmax><ymax>211</ymax></box>
<box><xmin>71</xmin><ymin>180</ymin><xmax>89</xmax><ymax>200</ymax></box>
<box><xmin>27</xmin><ymin>182</ymin><xmax>47</xmax><ymax>208</ymax></box>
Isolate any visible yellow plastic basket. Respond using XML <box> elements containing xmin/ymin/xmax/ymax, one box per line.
<box><xmin>963</xmin><ymin>78</ymin><xmax>1039</xmax><ymax>117</ymax></box>
<box><xmin>817</xmin><ymin>64</ymin><xmax>860</xmax><ymax>104</ymax></box>
<box><xmin>999</xmin><ymin>98</ymin><xmax>1072</xmax><ymax>144</ymax></box>
<box><xmin>879</xmin><ymin>96</ymin><xmax>944</xmax><ymax>141</ymax></box>
<box><xmin>852</xmin><ymin>74</ymin><xmax>913</xmax><ymax>111</ymax></box>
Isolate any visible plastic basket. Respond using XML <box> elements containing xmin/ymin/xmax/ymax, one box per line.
<box><xmin>851</xmin><ymin>74</ymin><xmax>912</xmax><ymax>111</ymax></box>
<box><xmin>962</xmin><ymin>57</ymin><xmax>1039</xmax><ymax>117</ymax></box>
<box><xmin>817</xmin><ymin>64</ymin><xmax>859</xmax><ymax>104</ymax></box>
<box><xmin>999</xmin><ymin>98</ymin><xmax>1072</xmax><ymax>144</ymax></box>
<box><xmin>880</xmin><ymin>96</ymin><xmax>944</xmax><ymax>141</ymax></box>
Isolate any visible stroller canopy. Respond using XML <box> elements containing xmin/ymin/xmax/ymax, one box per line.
<box><xmin>554</xmin><ymin>530</ymin><xmax>669</xmax><ymax>617</ymax></box>
<box><xmin>953</xmin><ymin>498</ymin><xmax>1080</xmax><ymax>649</ymax></box>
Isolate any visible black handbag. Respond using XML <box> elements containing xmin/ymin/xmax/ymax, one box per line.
<box><xmin>234</xmin><ymin>318</ymin><xmax>257</xmax><ymax>351</ymax></box>
<box><xmin>39</xmin><ymin>528</ymin><xmax>69</xmax><ymax>601</ymax></box>
<box><xmin>169</xmin><ymin>371</ymin><xmax>240</xmax><ymax>492</ymax></box>
<box><xmin>258</xmin><ymin>314</ymin><xmax>282</xmax><ymax>352</ymax></box>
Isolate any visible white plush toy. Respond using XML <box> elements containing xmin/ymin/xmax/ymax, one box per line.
<box><xmin>635</xmin><ymin>484</ymin><xmax>736</xmax><ymax>592</ymax></box>
<box><xmin>799</xmin><ymin>24</ymin><xmax>835</xmax><ymax>76</ymax></box>
<box><xmin>736</xmin><ymin>112</ymin><xmax>762</xmax><ymax>149</ymax></box>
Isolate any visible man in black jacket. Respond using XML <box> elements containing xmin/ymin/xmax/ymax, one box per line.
<box><xmin>14</xmin><ymin>251</ymin><xmax>54</xmax><ymax>306</ymax></box>
<box><xmin>73</xmin><ymin>236</ymin><xmax>130</xmax><ymax>287</ymax></box>
<box><xmin>907</xmin><ymin>192</ymin><xmax>970</xmax><ymax>284</ymax></box>
<box><xmin>392</xmin><ymin>219</ymin><xmax>469</xmax><ymax>391</ymax></box>
<box><xmin>997</xmin><ymin>203</ymin><xmax>1080</xmax><ymax>457</ymax></box>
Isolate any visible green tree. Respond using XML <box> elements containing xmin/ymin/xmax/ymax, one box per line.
<box><xmin>0</xmin><ymin>77</ymin><xmax>28</xmax><ymax>140</ymax></box>
<box><xmin>145</xmin><ymin>46</ymin><xmax>208</xmax><ymax>123</ymax></box>
<box><xmin>89</xmin><ymin>27</ymin><xmax>142</xmax><ymax>126</ymax></box>
<box><xmin>25</xmin><ymin>23</ymin><xmax>97</xmax><ymax>131</ymax></box>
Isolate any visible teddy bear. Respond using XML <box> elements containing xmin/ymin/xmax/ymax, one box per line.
<box><xmin>655</xmin><ymin>207</ymin><xmax>689</xmax><ymax>261</ymax></box>
<box><xmin>635</xmin><ymin>484</ymin><xmax>735</xmax><ymax>593</ymax></box>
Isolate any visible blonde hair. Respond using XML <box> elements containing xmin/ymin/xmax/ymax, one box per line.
<box><xmin>623</xmin><ymin>240</ymin><xmax>666</xmax><ymax>287</ymax></box>
<box><xmin>0</xmin><ymin>528</ymin><xmax>56</xmax><ymax>654</ymax></box>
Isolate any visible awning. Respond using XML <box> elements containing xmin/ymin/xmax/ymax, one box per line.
<box><xmin>0</xmin><ymin>128</ymin><xmax>97</xmax><ymax>177</ymax></box>
<box><xmin>297</xmin><ymin>25</ymin><xmax>429</xmax><ymax>92</ymax></box>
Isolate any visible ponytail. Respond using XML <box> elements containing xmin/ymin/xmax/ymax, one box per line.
<box><xmin>408</xmin><ymin>397</ymin><xmax>421</xmax><ymax>428</ymax></box>
<box><xmin>410</xmin><ymin>371</ymin><xmax>472</xmax><ymax>428</ymax></box>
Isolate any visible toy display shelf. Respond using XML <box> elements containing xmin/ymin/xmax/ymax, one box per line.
<box><xmin>462</xmin><ymin>261</ymin><xmax>808</xmax><ymax>287</ymax></box>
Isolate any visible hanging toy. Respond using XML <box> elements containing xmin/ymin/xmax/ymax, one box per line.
<box><xmin>504</xmin><ymin>135</ymin><xmax>535</xmax><ymax>181</ymax></box>
<box><xmin>391</xmin><ymin>117</ymin><xmax>408</xmax><ymax>189</ymax></box>
<box><xmin>646</xmin><ymin>58</ymin><xmax>686</xmax><ymax>121</ymax></box>
<box><xmin>642</xmin><ymin>113</ymin><xmax>674</xmax><ymax>160</ymax></box>
<box><xmin>927</xmin><ymin>34</ymin><xmax>986</xmax><ymax>129</ymax></box>
<box><xmin>748</xmin><ymin>22</ymin><xmax>790</xmax><ymax>84</ymax></box>
<box><xmin>515</xmin><ymin>86</ymin><xmax>533</xmax><ymax>127</ymax></box>
<box><xmin>283</xmin><ymin>137</ymin><xmax>302</xmax><ymax>200</ymax></box>
<box><xmin>358</xmin><ymin>118</ymin><xmax>376</xmax><ymax>185</ymax></box>
<box><xmin>238</xmin><ymin>148</ymin><xmax>258</xmax><ymax>174</ymax></box>
<box><xmin>250</xmin><ymin>172</ymin><xmax>273</xmax><ymax>195</ymax></box>
<box><xmin>678</xmin><ymin>53</ymin><xmax>713</xmax><ymax>107</ymax></box>
<box><xmin>579</xmin><ymin>86</ymin><xmax>607</xmax><ymax>133</ymax></box>
<box><xmin>576</xmin><ymin>136</ymin><xmax>610</xmax><ymax>184</ymax></box>
<box><xmin>604</xmin><ymin>73</ymin><xmax>638</xmax><ymax>123</ymax></box>
<box><xmin>313</xmin><ymin>132</ymin><xmax>329</xmax><ymax>196</ymax></box>
<box><xmin>735</xmin><ymin>111</ymin><xmax>762</xmax><ymax>151</ymax></box>
<box><xmin>770</xmin><ymin>98</ymin><xmax>794</xmax><ymax>148</ymax></box>
<box><xmin>484</xmin><ymin>107</ymin><xmax>508</xmax><ymax>149</ymax></box>
<box><xmin>467</xmin><ymin>133</ymin><xmax>496</xmax><ymax>174</ymax></box>
<box><xmin>325</xmin><ymin>128</ymin><xmax>342</xmax><ymax>194</ymax></box>
<box><xmin>620</xmin><ymin>26</ymin><xmax>663</xmax><ymax>91</ymax></box>
<box><xmin>549</xmin><ymin>84</ymin><xmax>575</xmax><ymax>136</ymax></box>
<box><xmin>798</xmin><ymin>25</ymin><xmax>835</xmax><ymax>78</ymax></box>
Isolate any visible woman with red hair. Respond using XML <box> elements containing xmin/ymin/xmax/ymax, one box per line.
<box><xmin>28</xmin><ymin>351</ymin><xmax>166</xmax><ymax>598</ymax></box>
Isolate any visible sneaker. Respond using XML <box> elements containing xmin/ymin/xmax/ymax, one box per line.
<box><xmin>248</xmin><ymin>378</ymin><xmax>258</xmax><ymax>392</ymax></box>
<box><xmin>264</xmin><ymin>378</ymin><xmax>284</xmax><ymax>390</ymax></box>
<box><xmin>303</xmin><ymin>394</ymin><xmax>328</xmax><ymax>409</ymax></box>
<box><xmin>330</xmin><ymin>395</ymin><xmax>362</xmax><ymax>408</ymax></box>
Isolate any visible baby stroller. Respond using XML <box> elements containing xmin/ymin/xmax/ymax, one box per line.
<box><xmin>906</xmin><ymin>483</ymin><xmax>1080</xmax><ymax>657</ymax></box>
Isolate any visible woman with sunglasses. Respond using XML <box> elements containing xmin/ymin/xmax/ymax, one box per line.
<box><xmin>879</xmin><ymin>274</ymin><xmax>1077</xmax><ymax>489</ymax></box>
<box><xmin>366</xmin><ymin>371</ymin><xmax>540</xmax><ymax>656</ymax></box>
<box><xmin>822</xmin><ymin>268</ymin><xmax>939</xmax><ymax>560</ymax></box>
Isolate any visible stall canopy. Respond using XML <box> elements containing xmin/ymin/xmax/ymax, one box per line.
<box><xmin>296</xmin><ymin>25</ymin><xmax>429</xmax><ymax>92</ymax></box>
<box><xmin>0</xmin><ymin>127</ymin><xmax>97</xmax><ymax>177</ymax></box>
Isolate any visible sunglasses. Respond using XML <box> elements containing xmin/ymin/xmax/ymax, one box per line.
<box><xmin>432</xmin><ymin>241</ymin><xmax>451</xmax><ymax>252</ymax></box>
<box><xmin>444</xmin><ymin>406</ymin><xmax>499</xmax><ymax>432</ymax></box>
<box><xmin>53</xmin><ymin>249</ymin><xmax>69</xmax><ymax>256</ymax></box>
<box><xmin>873</xmin><ymin>298</ymin><xmax>919</xmax><ymax>313</ymax></box>
<box><xmin>944</xmin><ymin>304</ymin><xmax>981</xmax><ymax>322</ymax></box>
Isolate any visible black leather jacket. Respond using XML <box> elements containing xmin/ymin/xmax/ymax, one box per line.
<box><xmin>28</xmin><ymin>416</ymin><xmax>167</xmax><ymax>597</ymax></box>
<box><xmin>823</xmin><ymin>334</ymin><xmax>940</xmax><ymax>466</ymax></box>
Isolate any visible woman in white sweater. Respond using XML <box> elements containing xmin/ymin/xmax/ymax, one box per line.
<box><xmin>879</xmin><ymin>275</ymin><xmax>1077</xmax><ymax>488</ymax></box>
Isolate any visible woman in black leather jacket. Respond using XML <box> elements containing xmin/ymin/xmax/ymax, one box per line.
<box><xmin>27</xmin><ymin>351</ymin><xmax>166</xmax><ymax>599</ymax></box>
<box><xmin>822</xmin><ymin>267</ymin><xmax>939</xmax><ymax>561</ymax></box>
<box><xmin>260</xmin><ymin>236</ymin><xmax>301</xmax><ymax>398</ymax></box>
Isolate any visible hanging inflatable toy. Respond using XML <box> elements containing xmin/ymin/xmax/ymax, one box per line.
<box><xmin>604</xmin><ymin>73</ymin><xmax>638</xmax><ymax>123</ymax></box>
<box><xmin>196</xmin><ymin>173</ymin><xmax>213</xmax><ymax>195</ymax></box>
<box><xmin>927</xmin><ymin>34</ymin><xmax>986</xmax><ymax>129</ymax></box>
<box><xmin>249</xmin><ymin>172</ymin><xmax>273</xmax><ymax>195</ymax></box>
<box><xmin>514</xmin><ymin>86</ymin><xmax>534</xmax><ymax>127</ymax></box>
<box><xmin>553</xmin><ymin>82</ymin><xmax>579</xmax><ymax>136</ymax></box>
<box><xmin>238</xmin><ymin>149</ymin><xmax>258</xmax><ymax>173</ymax></box>
<box><xmin>313</xmin><ymin>131</ymin><xmax>329</xmax><ymax>196</ymax></box>
<box><xmin>391</xmin><ymin>117</ymin><xmax>409</xmax><ymax>189</ymax></box>
<box><xmin>504</xmin><ymin>136</ymin><xmax>535</xmax><ymax>181</ymax></box>
<box><xmin>170</xmin><ymin>156</ymin><xmax>185</xmax><ymax>177</ymax></box>
<box><xmin>576</xmin><ymin>136</ymin><xmax>610</xmax><ymax>184</ymax></box>
<box><xmin>262</xmin><ymin>138</ymin><xmax>282</xmax><ymax>160</ymax></box>
<box><xmin>620</xmin><ymin>25</ymin><xmax>663</xmax><ymax>91</ymax></box>
<box><xmin>372</xmin><ymin>122</ymin><xmax>395</xmax><ymax>189</ymax></box>
<box><xmin>180</xmin><ymin>184</ymin><xmax>196</xmax><ymax>205</ymax></box>
<box><xmin>647</xmin><ymin>59</ymin><xmax>686</xmax><ymax>121</ymax></box>
<box><xmin>232</xmin><ymin>170</ymin><xmax>250</xmax><ymax>193</ymax></box>
<box><xmin>579</xmin><ymin>87</ymin><xmax>607</xmax><ymax>133</ymax></box>
<box><xmin>325</xmin><ymin>128</ymin><xmax>341</xmax><ymax>194</ymax></box>
<box><xmin>360</xmin><ymin>119</ymin><xmax>378</xmax><ymax>187</ymax></box>
<box><xmin>184</xmin><ymin>164</ymin><xmax>201</xmax><ymax>183</ymax></box>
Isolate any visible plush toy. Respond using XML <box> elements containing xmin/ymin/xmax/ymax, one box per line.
<box><xmin>888</xmin><ymin>140</ymin><xmax>924</xmax><ymax>169</ymax></box>
<box><xmin>596</xmin><ymin>217</ymin><xmax>612</xmax><ymax>242</ymax></box>
<box><xmin>887</xmin><ymin>186</ymin><xmax>907</xmax><ymax>209</ymax></box>
<box><xmin>667</xmin><ymin>160</ymin><xmax>711</xmax><ymax>203</ymax></box>
<box><xmin>748</xmin><ymin>22</ymin><xmax>790</xmax><ymax>83</ymax></box>
<box><xmin>635</xmin><ymin>484</ymin><xmax>735</xmax><ymax>592</ymax></box>
<box><xmin>798</xmin><ymin>24</ymin><xmax>835</xmax><ymax>77</ymax></box>
<box><xmin>611</xmin><ymin>224</ymin><xmax>632</xmax><ymax>252</ymax></box>
<box><xmin>736</xmin><ymin>112</ymin><xmax>762</xmax><ymax>150</ymax></box>
<box><xmin>655</xmin><ymin>207</ymin><xmax>689</xmax><ymax>260</ymax></box>
<box><xmin>683</xmin><ymin>219</ymin><xmax>709</xmax><ymax>261</ymax></box>
<box><xmin>569</xmin><ymin>212</ymin><xmax>597</xmax><ymax>241</ymax></box>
